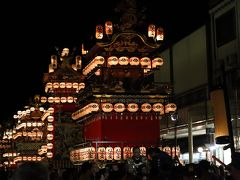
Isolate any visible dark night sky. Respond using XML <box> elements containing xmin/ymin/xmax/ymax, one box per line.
<box><xmin>1</xmin><ymin>0</ymin><xmax>209</xmax><ymax>126</ymax></box>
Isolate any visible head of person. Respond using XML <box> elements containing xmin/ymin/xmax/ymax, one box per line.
<box><xmin>11</xmin><ymin>161</ymin><xmax>49</xmax><ymax>180</ymax></box>
<box><xmin>132</xmin><ymin>146</ymin><xmax>141</xmax><ymax>159</ymax></box>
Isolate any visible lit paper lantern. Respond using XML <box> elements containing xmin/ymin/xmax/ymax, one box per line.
<box><xmin>67</xmin><ymin>96</ymin><xmax>74</xmax><ymax>103</ymax></box>
<box><xmin>66</xmin><ymin>82</ymin><xmax>72</xmax><ymax>88</ymax></box>
<box><xmin>106</xmin><ymin>147</ymin><xmax>114</xmax><ymax>160</ymax></box>
<box><xmin>148</xmin><ymin>24</ymin><xmax>155</xmax><ymax>38</ymax></box>
<box><xmin>47</xmin><ymin>143</ymin><xmax>53</xmax><ymax>149</ymax></box>
<box><xmin>123</xmin><ymin>147</ymin><xmax>131</xmax><ymax>160</ymax></box>
<box><xmin>47</xmin><ymin>116</ymin><xmax>54</xmax><ymax>122</ymax></box>
<box><xmin>108</xmin><ymin>56</ymin><xmax>118</xmax><ymax>66</ymax></box>
<box><xmin>86</xmin><ymin>147</ymin><xmax>96</xmax><ymax>160</ymax></box>
<box><xmin>54</xmin><ymin>97</ymin><xmax>60</xmax><ymax>103</ymax></box>
<box><xmin>102</xmin><ymin>103</ymin><xmax>113</xmax><ymax>112</ymax></box>
<box><xmin>89</xmin><ymin>103</ymin><xmax>99</xmax><ymax>112</ymax></box>
<box><xmin>47</xmin><ymin>134</ymin><xmax>54</xmax><ymax>140</ymax></box>
<box><xmin>139</xmin><ymin>146</ymin><xmax>146</xmax><ymax>156</ymax></box>
<box><xmin>105</xmin><ymin>21</ymin><xmax>113</xmax><ymax>35</ymax></box>
<box><xmin>60</xmin><ymin>82</ymin><xmax>65</xmax><ymax>88</ymax></box>
<box><xmin>48</xmin><ymin>97</ymin><xmax>54</xmax><ymax>103</ymax></box>
<box><xmin>96</xmin><ymin>25</ymin><xmax>103</xmax><ymax>39</ymax></box>
<box><xmin>165</xmin><ymin>103</ymin><xmax>177</xmax><ymax>113</ymax></box>
<box><xmin>127</xmin><ymin>103</ymin><xmax>139</xmax><ymax>112</ymax></box>
<box><xmin>114</xmin><ymin>103</ymin><xmax>125</xmax><ymax>113</ymax></box>
<box><xmin>97</xmin><ymin>147</ymin><xmax>106</xmax><ymax>161</ymax></box>
<box><xmin>141</xmin><ymin>103</ymin><xmax>152</xmax><ymax>112</ymax></box>
<box><xmin>129</xmin><ymin>57</ymin><xmax>139</xmax><ymax>65</ymax></box>
<box><xmin>73</xmin><ymin>82</ymin><xmax>78</xmax><ymax>89</ymax></box>
<box><xmin>140</xmin><ymin>57</ymin><xmax>151</xmax><ymax>67</ymax></box>
<box><xmin>61</xmin><ymin>97</ymin><xmax>67</xmax><ymax>103</ymax></box>
<box><xmin>119</xmin><ymin>56</ymin><xmax>129</xmax><ymax>65</ymax></box>
<box><xmin>79</xmin><ymin>83</ymin><xmax>85</xmax><ymax>90</ymax></box>
<box><xmin>47</xmin><ymin>152</ymin><xmax>53</xmax><ymax>158</ymax></box>
<box><xmin>40</xmin><ymin>96</ymin><xmax>47</xmax><ymax>103</ymax></box>
<box><xmin>156</xmin><ymin>27</ymin><xmax>164</xmax><ymax>41</ymax></box>
<box><xmin>53</xmin><ymin>82</ymin><xmax>59</xmax><ymax>89</ymax></box>
<box><xmin>113</xmin><ymin>147</ymin><xmax>121</xmax><ymax>160</ymax></box>
<box><xmin>51</xmin><ymin>55</ymin><xmax>57</xmax><ymax>69</ymax></box>
<box><xmin>152</xmin><ymin>57</ymin><xmax>164</xmax><ymax>68</ymax></box>
<box><xmin>47</xmin><ymin>124</ymin><xmax>54</xmax><ymax>131</ymax></box>
<box><xmin>152</xmin><ymin>103</ymin><xmax>164</xmax><ymax>115</ymax></box>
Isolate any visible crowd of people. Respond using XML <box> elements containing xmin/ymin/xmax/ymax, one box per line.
<box><xmin>0</xmin><ymin>147</ymin><xmax>239</xmax><ymax>180</ymax></box>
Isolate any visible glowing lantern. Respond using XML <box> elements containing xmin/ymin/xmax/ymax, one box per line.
<box><xmin>47</xmin><ymin>152</ymin><xmax>53</xmax><ymax>158</ymax></box>
<box><xmin>47</xmin><ymin>124</ymin><xmax>54</xmax><ymax>131</ymax></box>
<box><xmin>37</xmin><ymin>157</ymin><xmax>42</xmax><ymax>161</ymax></box>
<box><xmin>89</xmin><ymin>103</ymin><xmax>99</xmax><ymax>112</ymax></box>
<box><xmin>73</xmin><ymin>82</ymin><xmax>78</xmax><ymax>89</ymax></box>
<box><xmin>113</xmin><ymin>147</ymin><xmax>121</xmax><ymax>160</ymax></box>
<box><xmin>75</xmin><ymin>55</ymin><xmax>82</xmax><ymax>69</ymax></box>
<box><xmin>60</xmin><ymin>82</ymin><xmax>65</xmax><ymax>88</ymax></box>
<box><xmin>23</xmin><ymin>156</ymin><xmax>27</xmax><ymax>161</ymax></box>
<box><xmin>48</xmin><ymin>97</ymin><xmax>54</xmax><ymax>103</ymax></box>
<box><xmin>127</xmin><ymin>103</ymin><xmax>139</xmax><ymax>112</ymax></box>
<box><xmin>105</xmin><ymin>21</ymin><xmax>113</xmax><ymax>35</ymax></box>
<box><xmin>129</xmin><ymin>57</ymin><xmax>139</xmax><ymax>65</ymax></box>
<box><xmin>141</xmin><ymin>103</ymin><xmax>152</xmax><ymax>112</ymax></box>
<box><xmin>148</xmin><ymin>24</ymin><xmax>155</xmax><ymax>38</ymax></box>
<box><xmin>61</xmin><ymin>97</ymin><xmax>67</xmax><ymax>103</ymax></box>
<box><xmin>47</xmin><ymin>143</ymin><xmax>53</xmax><ymax>149</ymax></box>
<box><xmin>66</xmin><ymin>82</ymin><xmax>72</xmax><ymax>88</ymax></box>
<box><xmin>95</xmin><ymin>56</ymin><xmax>105</xmax><ymax>65</ymax></box>
<box><xmin>79</xmin><ymin>83</ymin><xmax>85</xmax><ymax>90</ymax></box>
<box><xmin>152</xmin><ymin>57</ymin><xmax>164</xmax><ymax>68</ymax></box>
<box><xmin>156</xmin><ymin>27</ymin><xmax>164</xmax><ymax>41</ymax></box>
<box><xmin>67</xmin><ymin>96</ymin><xmax>74</xmax><ymax>103</ymax></box>
<box><xmin>40</xmin><ymin>96</ymin><xmax>47</xmax><ymax>103</ymax></box>
<box><xmin>102</xmin><ymin>103</ymin><xmax>113</xmax><ymax>112</ymax></box>
<box><xmin>123</xmin><ymin>147</ymin><xmax>132</xmax><ymax>160</ymax></box>
<box><xmin>140</xmin><ymin>57</ymin><xmax>151</xmax><ymax>67</ymax></box>
<box><xmin>47</xmin><ymin>134</ymin><xmax>54</xmax><ymax>140</ymax></box>
<box><xmin>165</xmin><ymin>103</ymin><xmax>177</xmax><ymax>113</ymax></box>
<box><xmin>47</xmin><ymin>116</ymin><xmax>54</xmax><ymax>122</ymax></box>
<box><xmin>140</xmin><ymin>146</ymin><xmax>146</xmax><ymax>156</ymax></box>
<box><xmin>108</xmin><ymin>56</ymin><xmax>118</xmax><ymax>66</ymax></box>
<box><xmin>152</xmin><ymin>103</ymin><xmax>164</xmax><ymax>115</ymax></box>
<box><xmin>53</xmin><ymin>82</ymin><xmax>59</xmax><ymax>89</ymax></box>
<box><xmin>114</xmin><ymin>103</ymin><xmax>125</xmax><ymax>113</ymax></box>
<box><xmin>51</xmin><ymin>55</ymin><xmax>57</xmax><ymax>69</ymax></box>
<box><xmin>97</xmin><ymin>147</ymin><xmax>106</xmax><ymax>160</ymax></box>
<box><xmin>96</xmin><ymin>25</ymin><xmax>103</xmax><ymax>39</ymax></box>
<box><xmin>54</xmin><ymin>97</ymin><xmax>60</xmax><ymax>103</ymax></box>
<box><xmin>106</xmin><ymin>147</ymin><xmax>114</xmax><ymax>160</ymax></box>
<box><xmin>119</xmin><ymin>56</ymin><xmax>129</xmax><ymax>65</ymax></box>
<box><xmin>86</xmin><ymin>147</ymin><xmax>96</xmax><ymax>160</ymax></box>
<box><xmin>32</xmin><ymin>156</ymin><xmax>37</xmax><ymax>161</ymax></box>
<box><xmin>48</xmin><ymin>107</ymin><xmax>54</xmax><ymax>114</ymax></box>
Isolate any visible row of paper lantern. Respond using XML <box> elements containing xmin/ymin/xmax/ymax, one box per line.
<box><xmin>70</xmin><ymin>146</ymin><xmax>146</xmax><ymax>162</ymax></box>
<box><xmin>72</xmin><ymin>102</ymin><xmax>177</xmax><ymax>120</ymax></box>
<box><xmin>40</xmin><ymin>96</ymin><xmax>77</xmax><ymax>104</ymax></box>
<box><xmin>83</xmin><ymin>55</ymin><xmax>164</xmax><ymax>76</ymax></box>
<box><xmin>45</xmin><ymin>82</ymin><xmax>85</xmax><ymax>93</ymax></box>
<box><xmin>107</xmin><ymin>56</ymin><xmax>163</xmax><ymax>68</ymax></box>
<box><xmin>13</xmin><ymin>156</ymin><xmax>43</xmax><ymax>163</ymax></box>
